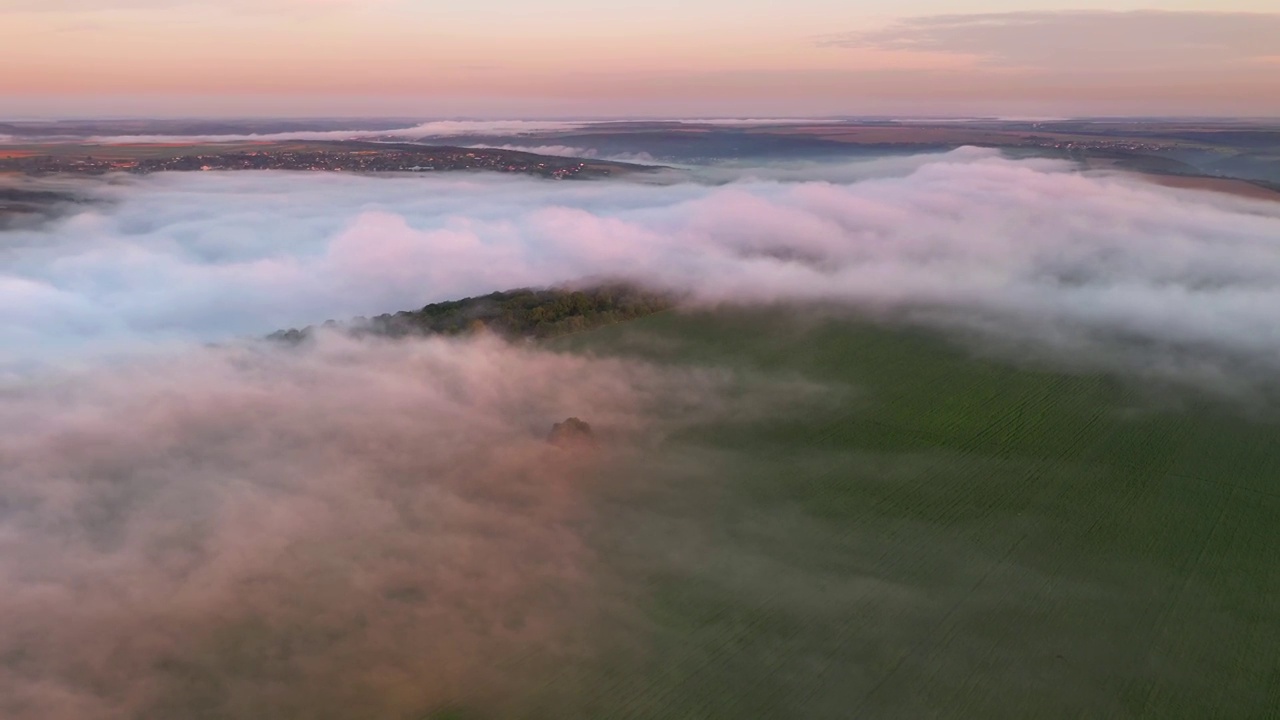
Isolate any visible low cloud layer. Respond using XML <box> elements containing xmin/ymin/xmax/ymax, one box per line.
<box><xmin>0</xmin><ymin>119</ymin><xmax>832</xmax><ymax>147</ymax></box>
<box><xmin>466</xmin><ymin>143</ymin><xmax>660</xmax><ymax>165</ymax></box>
<box><xmin>5</xmin><ymin>149</ymin><xmax>1280</xmax><ymax>383</ymax></box>
<box><xmin>76</xmin><ymin>120</ymin><xmax>598</xmax><ymax>145</ymax></box>
<box><xmin>0</xmin><ymin>331</ymin><xmax>729</xmax><ymax>719</ymax></box>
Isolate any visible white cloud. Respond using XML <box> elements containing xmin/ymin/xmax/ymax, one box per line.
<box><xmin>12</xmin><ymin>120</ymin><xmax>840</xmax><ymax>147</ymax></box>
<box><xmin>5</xmin><ymin>146</ymin><xmax>1280</xmax><ymax>716</ymax></box>
<box><xmin>0</xmin><ymin>329</ymin><xmax>730</xmax><ymax>718</ymax></box>
<box><xmin>4</xmin><ymin>149</ymin><xmax>1280</xmax><ymax>384</ymax></box>
<box><xmin>467</xmin><ymin>143</ymin><xmax>598</xmax><ymax>157</ymax></box>
<box><xmin>75</xmin><ymin>120</ymin><xmax>597</xmax><ymax>145</ymax></box>
<box><xmin>466</xmin><ymin>144</ymin><xmax>662</xmax><ymax>165</ymax></box>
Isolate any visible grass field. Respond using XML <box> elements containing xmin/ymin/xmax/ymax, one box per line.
<box><xmin>507</xmin><ymin>306</ymin><xmax>1280</xmax><ymax>719</ymax></box>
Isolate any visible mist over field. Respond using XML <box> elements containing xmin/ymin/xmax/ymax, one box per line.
<box><xmin>7</xmin><ymin>0</ymin><xmax>1280</xmax><ymax>710</ymax></box>
<box><xmin>0</xmin><ymin>119</ymin><xmax>825</xmax><ymax>146</ymax></box>
<box><xmin>3</xmin><ymin>149</ymin><xmax>1280</xmax><ymax>717</ymax></box>
<box><xmin>0</xmin><ymin>330</ymin><xmax>772</xmax><ymax>719</ymax></box>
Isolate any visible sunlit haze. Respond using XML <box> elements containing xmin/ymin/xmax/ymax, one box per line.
<box><xmin>2</xmin><ymin>0</ymin><xmax>1278</xmax><ymax>117</ymax></box>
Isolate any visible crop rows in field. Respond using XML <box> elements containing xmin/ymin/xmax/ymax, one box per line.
<box><xmin>535</xmin><ymin>310</ymin><xmax>1280</xmax><ymax>719</ymax></box>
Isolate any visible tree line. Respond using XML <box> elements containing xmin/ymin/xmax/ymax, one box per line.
<box><xmin>269</xmin><ymin>284</ymin><xmax>675</xmax><ymax>344</ymax></box>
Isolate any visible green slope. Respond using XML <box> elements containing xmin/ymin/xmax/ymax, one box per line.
<box><xmin>530</xmin><ymin>307</ymin><xmax>1280</xmax><ymax>719</ymax></box>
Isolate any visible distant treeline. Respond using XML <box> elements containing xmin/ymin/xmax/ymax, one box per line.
<box><xmin>0</xmin><ymin>186</ymin><xmax>87</xmax><ymax>228</ymax></box>
<box><xmin>269</xmin><ymin>284</ymin><xmax>675</xmax><ymax>344</ymax></box>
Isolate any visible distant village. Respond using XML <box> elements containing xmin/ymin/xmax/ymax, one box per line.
<box><xmin>0</xmin><ymin>146</ymin><xmax>614</xmax><ymax>180</ymax></box>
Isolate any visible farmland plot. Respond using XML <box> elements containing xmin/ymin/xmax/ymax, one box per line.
<box><xmin>534</xmin><ymin>307</ymin><xmax>1280</xmax><ymax>719</ymax></box>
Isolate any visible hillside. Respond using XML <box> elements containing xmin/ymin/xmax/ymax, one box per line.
<box><xmin>269</xmin><ymin>284</ymin><xmax>676</xmax><ymax>344</ymax></box>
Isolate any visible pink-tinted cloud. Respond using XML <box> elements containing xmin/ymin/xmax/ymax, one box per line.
<box><xmin>5</xmin><ymin>149</ymin><xmax>1280</xmax><ymax>387</ymax></box>
<box><xmin>0</xmin><ymin>330</ymin><xmax>735</xmax><ymax>718</ymax></box>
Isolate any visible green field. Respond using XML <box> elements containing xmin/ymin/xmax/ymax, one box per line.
<box><xmin>510</xmin><ymin>307</ymin><xmax>1280</xmax><ymax>719</ymax></box>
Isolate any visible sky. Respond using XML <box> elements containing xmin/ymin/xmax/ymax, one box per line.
<box><xmin>1</xmin><ymin>0</ymin><xmax>1278</xmax><ymax>117</ymax></box>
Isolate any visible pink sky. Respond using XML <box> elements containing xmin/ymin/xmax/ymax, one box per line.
<box><xmin>2</xmin><ymin>2</ymin><xmax>1278</xmax><ymax>117</ymax></box>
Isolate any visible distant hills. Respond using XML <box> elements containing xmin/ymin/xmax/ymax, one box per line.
<box><xmin>0</xmin><ymin>141</ymin><xmax>656</xmax><ymax>180</ymax></box>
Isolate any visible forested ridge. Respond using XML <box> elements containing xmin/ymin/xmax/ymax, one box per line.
<box><xmin>270</xmin><ymin>284</ymin><xmax>675</xmax><ymax>344</ymax></box>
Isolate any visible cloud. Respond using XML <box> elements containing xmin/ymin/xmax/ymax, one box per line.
<box><xmin>12</xmin><ymin>121</ymin><xmax>830</xmax><ymax>148</ymax></box>
<box><xmin>824</xmin><ymin>11</ymin><xmax>1280</xmax><ymax>73</ymax></box>
<box><xmin>6</xmin><ymin>150</ymin><xmax>1280</xmax><ymax>378</ymax></box>
<box><xmin>73</xmin><ymin>120</ymin><xmax>598</xmax><ymax>146</ymax></box>
<box><xmin>389</xmin><ymin>119</ymin><xmax>597</xmax><ymax>139</ymax></box>
<box><xmin>5</xmin><ymin>146</ymin><xmax>1280</xmax><ymax>716</ymax></box>
<box><xmin>0</xmin><ymin>329</ymin><xmax>737</xmax><ymax>718</ymax></box>
<box><xmin>466</xmin><ymin>144</ymin><xmax>661</xmax><ymax>165</ymax></box>
<box><xmin>468</xmin><ymin>143</ymin><xmax>598</xmax><ymax>158</ymax></box>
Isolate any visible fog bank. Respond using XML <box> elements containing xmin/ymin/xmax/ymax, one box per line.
<box><xmin>4</xmin><ymin>146</ymin><xmax>1280</xmax><ymax>718</ymax></box>
<box><xmin>0</xmin><ymin>332</ymin><xmax>728</xmax><ymax>719</ymax></box>
<box><xmin>4</xmin><ymin>149</ymin><xmax>1280</xmax><ymax>379</ymax></box>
